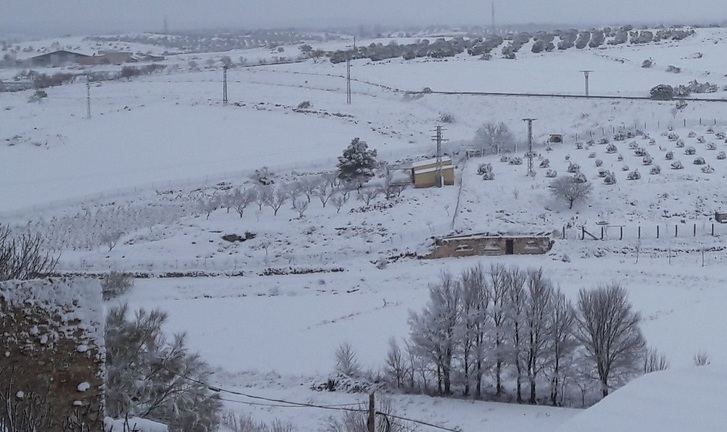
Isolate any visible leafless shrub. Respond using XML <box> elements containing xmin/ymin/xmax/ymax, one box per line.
<box><xmin>335</xmin><ymin>342</ymin><xmax>361</xmax><ymax>377</ymax></box>
<box><xmin>0</xmin><ymin>225</ymin><xmax>58</xmax><ymax>281</ymax></box>
<box><xmin>643</xmin><ymin>347</ymin><xmax>670</xmax><ymax>373</ymax></box>
<box><xmin>101</xmin><ymin>272</ymin><xmax>135</xmax><ymax>301</ymax></box>
<box><xmin>324</xmin><ymin>398</ymin><xmax>406</xmax><ymax>432</ymax></box>
<box><xmin>694</xmin><ymin>351</ymin><xmax>710</xmax><ymax>366</ymax></box>
<box><xmin>358</xmin><ymin>188</ymin><xmax>381</xmax><ymax>206</ymax></box>
<box><xmin>222</xmin><ymin>412</ymin><xmax>294</xmax><ymax>432</ymax></box>
<box><xmin>0</xmin><ymin>370</ymin><xmax>52</xmax><ymax>432</ymax></box>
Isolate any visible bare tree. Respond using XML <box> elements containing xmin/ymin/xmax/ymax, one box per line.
<box><xmin>574</xmin><ymin>283</ymin><xmax>646</xmax><ymax>397</ymax></box>
<box><xmin>473</xmin><ymin>122</ymin><xmax>515</xmax><ymax>154</ymax></box>
<box><xmin>300</xmin><ymin>177</ymin><xmax>319</xmax><ymax>203</ymax></box>
<box><xmin>383</xmin><ymin>170</ymin><xmax>407</xmax><ymax>200</ymax></box>
<box><xmin>255</xmin><ymin>185</ymin><xmax>271</xmax><ymax>212</ymax></box>
<box><xmin>331</xmin><ymin>194</ymin><xmax>345</xmax><ymax>214</ymax></box>
<box><xmin>488</xmin><ymin>264</ymin><xmax>509</xmax><ymax>397</ymax></box>
<box><xmin>315</xmin><ymin>178</ymin><xmax>336</xmax><ymax>208</ymax></box>
<box><xmin>384</xmin><ymin>338</ymin><xmax>407</xmax><ymax>389</ymax></box>
<box><xmin>459</xmin><ymin>265</ymin><xmax>489</xmax><ymax>398</ymax></box>
<box><xmin>292</xmin><ymin>198</ymin><xmax>309</xmax><ymax>218</ymax></box>
<box><xmin>0</xmin><ymin>225</ymin><xmax>58</xmax><ymax>281</ymax></box>
<box><xmin>550</xmin><ymin>176</ymin><xmax>593</xmax><ymax>209</ymax></box>
<box><xmin>265</xmin><ymin>185</ymin><xmax>289</xmax><ymax>216</ymax></box>
<box><xmin>505</xmin><ymin>267</ymin><xmax>528</xmax><ymax>403</ymax></box>
<box><xmin>229</xmin><ymin>188</ymin><xmax>256</xmax><ymax>218</ymax></box>
<box><xmin>335</xmin><ymin>342</ymin><xmax>361</xmax><ymax>377</ymax></box>
<box><xmin>524</xmin><ymin>268</ymin><xmax>553</xmax><ymax>404</ymax></box>
<box><xmin>548</xmin><ymin>288</ymin><xmax>577</xmax><ymax>406</ymax></box>
<box><xmin>100</xmin><ymin>230</ymin><xmax>124</xmax><ymax>252</ymax></box>
<box><xmin>358</xmin><ymin>187</ymin><xmax>381</xmax><ymax>206</ymax></box>
<box><xmin>409</xmin><ymin>273</ymin><xmax>461</xmax><ymax>395</ymax></box>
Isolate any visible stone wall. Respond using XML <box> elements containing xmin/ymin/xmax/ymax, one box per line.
<box><xmin>0</xmin><ymin>278</ymin><xmax>104</xmax><ymax>431</ymax></box>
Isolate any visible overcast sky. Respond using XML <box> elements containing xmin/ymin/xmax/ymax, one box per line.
<box><xmin>4</xmin><ymin>0</ymin><xmax>727</xmax><ymax>36</ymax></box>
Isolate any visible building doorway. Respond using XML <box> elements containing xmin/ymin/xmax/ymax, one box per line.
<box><xmin>505</xmin><ymin>239</ymin><xmax>514</xmax><ymax>255</ymax></box>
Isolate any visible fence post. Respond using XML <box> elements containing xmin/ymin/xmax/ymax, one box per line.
<box><xmin>657</xmin><ymin>225</ymin><xmax>660</xmax><ymax>239</ymax></box>
<box><xmin>620</xmin><ymin>226</ymin><xmax>623</xmax><ymax>240</ymax></box>
<box><xmin>582</xmin><ymin>226</ymin><xmax>585</xmax><ymax>240</ymax></box>
<box><xmin>563</xmin><ymin>226</ymin><xmax>566</xmax><ymax>240</ymax></box>
<box><xmin>601</xmin><ymin>226</ymin><xmax>604</xmax><ymax>240</ymax></box>
<box><xmin>675</xmin><ymin>225</ymin><xmax>678</xmax><ymax>238</ymax></box>
<box><xmin>694</xmin><ymin>224</ymin><xmax>697</xmax><ymax>237</ymax></box>
<box><xmin>712</xmin><ymin>224</ymin><xmax>715</xmax><ymax>236</ymax></box>
<box><xmin>638</xmin><ymin>226</ymin><xmax>641</xmax><ymax>239</ymax></box>
<box><xmin>684</xmin><ymin>119</ymin><xmax>687</xmax><ymax>127</ymax></box>
<box><xmin>700</xmin><ymin>118</ymin><xmax>702</xmax><ymax>126</ymax></box>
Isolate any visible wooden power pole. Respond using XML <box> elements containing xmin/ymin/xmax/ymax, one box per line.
<box><xmin>367</xmin><ymin>392</ymin><xmax>375</xmax><ymax>432</ymax></box>
<box><xmin>222</xmin><ymin>65</ymin><xmax>228</xmax><ymax>105</ymax></box>
<box><xmin>86</xmin><ymin>75</ymin><xmax>91</xmax><ymax>120</ymax></box>
<box><xmin>433</xmin><ymin>125</ymin><xmax>448</xmax><ymax>187</ymax></box>
<box><xmin>346</xmin><ymin>58</ymin><xmax>352</xmax><ymax>105</ymax></box>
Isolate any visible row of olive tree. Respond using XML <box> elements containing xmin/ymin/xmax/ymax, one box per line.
<box><xmin>384</xmin><ymin>265</ymin><xmax>655</xmax><ymax>407</ymax></box>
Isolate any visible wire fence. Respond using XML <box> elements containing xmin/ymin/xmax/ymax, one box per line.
<box><xmin>563</xmin><ymin>220</ymin><xmax>727</xmax><ymax>241</ymax></box>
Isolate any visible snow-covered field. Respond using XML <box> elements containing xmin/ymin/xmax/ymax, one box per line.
<box><xmin>3</xmin><ymin>27</ymin><xmax>727</xmax><ymax>431</ymax></box>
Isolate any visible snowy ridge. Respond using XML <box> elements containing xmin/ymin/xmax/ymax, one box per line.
<box><xmin>558</xmin><ymin>366</ymin><xmax>727</xmax><ymax>432</ymax></box>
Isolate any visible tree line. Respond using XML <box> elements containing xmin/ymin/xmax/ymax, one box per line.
<box><xmin>383</xmin><ymin>264</ymin><xmax>656</xmax><ymax>407</ymax></box>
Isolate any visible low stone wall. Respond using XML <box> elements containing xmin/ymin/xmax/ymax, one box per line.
<box><xmin>0</xmin><ymin>279</ymin><xmax>104</xmax><ymax>431</ymax></box>
<box><xmin>426</xmin><ymin>234</ymin><xmax>554</xmax><ymax>259</ymax></box>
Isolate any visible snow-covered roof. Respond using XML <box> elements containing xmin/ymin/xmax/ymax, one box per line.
<box><xmin>441</xmin><ymin>232</ymin><xmax>551</xmax><ymax>240</ymax></box>
<box><xmin>414</xmin><ymin>164</ymin><xmax>455</xmax><ymax>174</ymax></box>
<box><xmin>412</xmin><ymin>156</ymin><xmax>453</xmax><ymax>168</ymax></box>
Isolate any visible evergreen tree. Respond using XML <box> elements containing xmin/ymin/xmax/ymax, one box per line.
<box><xmin>337</xmin><ymin>138</ymin><xmax>377</xmax><ymax>188</ymax></box>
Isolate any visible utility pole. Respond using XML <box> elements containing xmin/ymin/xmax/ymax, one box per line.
<box><xmin>86</xmin><ymin>74</ymin><xmax>91</xmax><ymax>120</ymax></box>
<box><xmin>367</xmin><ymin>392</ymin><xmax>375</xmax><ymax>432</ymax></box>
<box><xmin>163</xmin><ymin>15</ymin><xmax>168</xmax><ymax>35</ymax></box>
<box><xmin>523</xmin><ymin>118</ymin><xmax>536</xmax><ymax>176</ymax></box>
<box><xmin>346</xmin><ymin>57</ymin><xmax>352</xmax><ymax>105</ymax></box>
<box><xmin>491</xmin><ymin>0</ymin><xmax>496</xmax><ymax>35</ymax></box>
<box><xmin>580</xmin><ymin>70</ymin><xmax>593</xmax><ymax>96</ymax></box>
<box><xmin>433</xmin><ymin>125</ymin><xmax>448</xmax><ymax>187</ymax></box>
<box><xmin>222</xmin><ymin>65</ymin><xmax>228</xmax><ymax>105</ymax></box>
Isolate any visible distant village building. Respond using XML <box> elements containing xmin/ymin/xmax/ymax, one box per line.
<box><xmin>411</xmin><ymin>156</ymin><xmax>455</xmax><ymax>188</ymax></box>
<box><xmin>27</xmin><ymin>50</ymin><xmax>91</xmax><ymax>67</ymax></box>
<box><xmin>25</xmin><ymin>50</ymin><xmax>164</xmax><ymax>68</ymax></box>
<box><xmin>0</xmin><ymin>79</ymin><xmax>34</xmax><ymax>92</ymax></box>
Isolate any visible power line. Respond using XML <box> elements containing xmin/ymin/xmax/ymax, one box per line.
<box><xmin>165</xmin><ymin>367</ymin><xmax>461</xmax><ymax>432</ymax></box>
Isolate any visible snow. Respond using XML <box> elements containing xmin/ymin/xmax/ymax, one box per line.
<box><xmin>5</xmin><ymin>26</ymin><xmax>727</xmax><ymax>431</ymax></box>
<box><xmin>77</xmin><ymin>381</ymin><xmax>91</xmax><ymax>392</ymax></box>
<box><xmin>104</xmin><ymin>417</ymin><xmax>168</xmax><ymax>432</ymax></box>
<box><xmin>558</xmin><ymin>366</ymin><xmax>727</xmax><ymax>432</ymax></box>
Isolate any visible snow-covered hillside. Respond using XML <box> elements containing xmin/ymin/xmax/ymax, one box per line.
<box><xmin>3</xmin><ymin>25</ymin><xmax>727</xmax><ymax>432</ymax></box>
